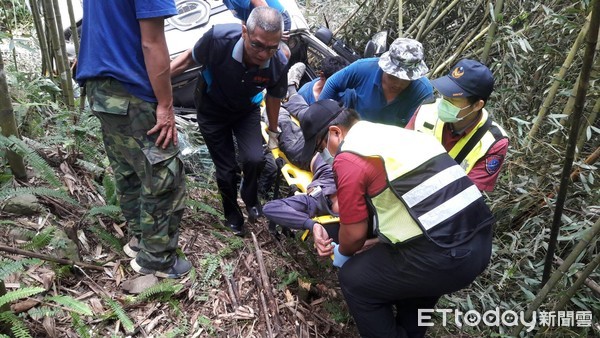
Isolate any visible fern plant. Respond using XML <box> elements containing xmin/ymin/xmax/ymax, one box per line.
<box><xmin>70</xmin><ymin>312</ymin><xmax>92</xmax><ymax>338</ymax></box>
<box><xmin>135</xmin><ymin>279</ymin><xmax>183</xmax><ymax>303</ymax></box>
<box><xmin>89</xmin><ymin>226</ymin><xmax>124</xmax><ymax>254</ymax></box>
<box><xmin>21</xmin><ymin>225</ymin><xmax>55</xmax><ymax>250</ymax></box>
<box><xmin>0</xmin><ymin>134</ymin><xmax>61</xmax><ymax>187</ymax></box>
<box><xmin>102</xmin><ymin>297</ymin><xmax>134</xmax><ymax>334</ymax></box>
<box><xmin>0</xmin><ymin>186</ymin><xmax>79</xmax><ymax>207</ymax></box>
<box><xmin>27</xmin><ymin>306</ymin><xmax>64</xmax><ymax>320</ymax></box>
<box><xmin>0</xmin><ymin>311</ymin><xmax>32</xmax><ymax>338</ymax></box>
<box><xmin>186</xmin><ymin>199</ymin><xmax>224</xmax><ymax>220</ymax></box>
<box><xmin>0</xmin><ymin>258</ymin><xmax>41</xmax><ymax>280</ymax></box>
<box><xmin>0</xmin><ymin>287</ymin><xmax>45</xmax><ymax>308</ymax></box>
<box><xmin>86</xmin><ymin>205</ymin><xmax>122</xmax><ymax>221</ymax></box>
<box><xmin>46</xmin><ymin>295</ymin><xmax>93</xmax><ymax>316</ymax></box>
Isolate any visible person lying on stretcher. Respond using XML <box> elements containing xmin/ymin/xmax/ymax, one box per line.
<box><xmin>263</xmin><ymin>150</ymin><xmax>339</xmax><ymax>236</ymax></box>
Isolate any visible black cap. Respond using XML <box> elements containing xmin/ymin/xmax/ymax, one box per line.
<box><xmin>299</xmin><ymin>99</ymin><xmax>344</xmax><ymax>161</ymax></box>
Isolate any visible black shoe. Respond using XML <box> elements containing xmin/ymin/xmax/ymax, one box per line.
<box><xmin>228</xmin><ymin>223</ymin><xmax>245</xmax><ymax>237</ymax></box>
<box><xmin>246</xmin><ymin>205</ymin><xmax>264</xmax><ymax>224</ymax></box>
<box><xmin>123</xmin><ymin>236</ymin><xmax>140</xmax><ymax>258</ymax></box>
<box><xmin>130</xmin><ymin>256</ymin><xmax>192</xmax><ymax>279</ymax></box>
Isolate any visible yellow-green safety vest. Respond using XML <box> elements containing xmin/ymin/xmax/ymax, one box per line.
<box><xmin>340</xmin><ymin>121</ymin><xmax>495</xmax><ymax>248</ymax></box>
<box><xmin>413</xmin><ymin>99</ymin><xmax>508</xmax><ymax>173</ymax></box>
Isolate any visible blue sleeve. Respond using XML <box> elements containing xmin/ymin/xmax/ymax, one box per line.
<box><xmin>135</xmin><ymin>0</ymin><xmax>178</xmax><ymax>19</ymax></box>
<box><xmin>318</xmin><ymin>64</ymin><xmax>356</xmax><ymax>103</ymax></box>
<box><xmin>406</xmin><ymin>78</ymin><xmax>434</xmax><ymax>117</ymax></box>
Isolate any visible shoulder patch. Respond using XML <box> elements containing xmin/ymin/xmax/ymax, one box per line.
<box><xmin>485</xmin><ymin>155</ymin><xmax>504</xmax><ymax>175</ymax></box>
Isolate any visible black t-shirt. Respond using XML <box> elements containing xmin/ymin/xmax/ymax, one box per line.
<box><xmin>192</xmin><ymin>23</ymin><xmax>288</xmax><ymax>114</ymax></box>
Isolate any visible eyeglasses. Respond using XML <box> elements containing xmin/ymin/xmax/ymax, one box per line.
<box><xmin>247</xmin><ymin>32</ymin><xmax>280</xmax><ymax>54</ymax></box>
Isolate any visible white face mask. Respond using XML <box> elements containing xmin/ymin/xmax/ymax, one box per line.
<box><xmin>438</xmin><ymin>98</ymin><xmax>474</xmax><ymax>123</ymax></box>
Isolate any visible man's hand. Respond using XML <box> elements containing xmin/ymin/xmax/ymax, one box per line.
<box><xmin>147</xmin><ymin>104</ymin><xmax>178</xmax><ymax>149</ymax></box>
<box><xmin>356</xmin><ymin>237</ymin><xmax>380</xmax><ymax>254</ymax></box>
<box><xmin>312</xmin><ymin>223</ymin><xmax>333</xmax><ymax>256</ymax></box>
<box><xmin>267</xmin><ymin>127</ymin><xmax>280</xmax><ymax>150</ymax></box>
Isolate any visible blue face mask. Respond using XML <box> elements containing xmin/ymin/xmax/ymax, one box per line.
<box><xmin>320</xmin><ymin>148</ymin><xmax>334</xmax><ymax>165</ymax></box>
<box><xmin>319</xmin><ymin>132</ymin><xmax>335</xmax><ymax>165</ymax></box>
<box><xmin>438</xmin><ymin>98</ymin><xmax>473</xmax><ymax>123</ymax></box>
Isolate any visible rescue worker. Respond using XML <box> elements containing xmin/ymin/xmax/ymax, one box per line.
<box><xmin>170</xmin><ymin>7</ymin><xmax>288</xmax><ymax>236</ymax></box>
<box><xmin>318</xmin><ymin>38</ymin><xmax>433</xmax><ymax>127</ymax></box>
<box><xmin>306</xmin><ymin>102</ymin><xmax>495</xmax><ymax>337</ymax></box>
<box><xmin>77</xmin><ymin>0</ymin><xmax>191</xmax><ymax>278</ymax></box>
<box><xmin>406</xmin><ymin>59</ymin><xmax>509</xmax><ymax>192</ymax></box>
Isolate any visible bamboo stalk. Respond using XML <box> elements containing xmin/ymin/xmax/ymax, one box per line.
<box><xmin>553</xmin><ymin>255</ymin><xmax>600</xmax><ymax>306</ymax></box>
<box><xmin>378</xmin><ymin>0</ymin><xmax>397</xmax><ymax>32</ymax></box>
<box><xmin>0</xmin><ymin>55</ymin><xmax>27</xmax><ymax>179</ymax></box>
<box><xmin>481</xmin><ymin>0</ymin><xmax>505</xmax><ymax>63</ymax></box>
<box><xmin>41</xmin><ymin>0</ymin><xmax>67</xmax><ymax>103</ymax></box>
<box><xmin>551</xmin><ymin>34</ymin><xmax>600</xmax><ymax>146</ymax></box>
<box><xmin>431</xmin><ymin>0</ymin><xmax>485</xmax><ymax>75</ymax></box>
<box><xmin>541</xmin><ymin>0</ymin><xmax>600</xmax><ymax>286</ymax></box>
<box><xmin>398</xmin><ymin>0</ymin><xmax>403</xmax><ymax>36</ymax></box>
<box><xmin>333</xmin><ymin>0</ymin><xmax>370</xmax><ymax>36</ymax></box>
<box><xmin>404</xmin><ymin>9</ymin><xmax>427</xmax><ymax>37</ymax></box>
<box><xmin>66</xmin><ymin>0</ymin><xmax>80</xmax><ymax>58</ymax></box>
<box><xmin>432</xmin><ymin>23</ymin><xmax>489</xmax><ymax>77</ymax></box>
<box><xmin>416</xmin><ymin>0</ymin><xmax>437</xmax><ymax>41</ymax></box>
<box><xmin>527</xmin><ymin>12</ymin><xmax>592</xmax><ymax>147</ymax></box>
<box><xmin>30</xmin><ymin>0</ymin><xmax>52</xmax><ymax>76</ymax></box>
<box><xmin>420</xmin><ymin>0</ymin><xmax>462</xmax><ymax>40</ymax></box>
<box><xmin>576</xmin><ymin>97</ymin><xmax>599</xmax><ymax>154</ymax></box>
<box><xmin>51</xmin><ymin>0</ymin><xmax>75</xmax><ymax>109</ymax></box>
<box><xmin>570</xmin><ymin>146</ymin><xmax>600</xmax><ymax>181</ymax></box>
<box><xmin>511</xmin><ymin>217</ymin><xmax>600</xmax><ymax>336</ymax></box>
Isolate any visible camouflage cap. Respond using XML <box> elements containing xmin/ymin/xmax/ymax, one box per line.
<box><xmin>378</xmin><ymin>38</ymin><xmax>429</xmax><ymax>80</ymax></box>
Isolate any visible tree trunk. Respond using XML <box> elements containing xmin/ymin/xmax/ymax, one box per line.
<box><xmin>0</xmin><ymin>55</ymin><xmax>27</xmax><ymax>179</ymax></box>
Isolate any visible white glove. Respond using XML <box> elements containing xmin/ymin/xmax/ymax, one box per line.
<box><xmin>267</xmin><ymin>128</ymin><xmax>280</xmax><ymax>150</ymax></box>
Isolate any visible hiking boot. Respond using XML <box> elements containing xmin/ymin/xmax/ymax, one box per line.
<box><xmin>246</xmin><ymin>205</ymin><xmax>264</xmax><ymax>224</ymax></box>
<box><xmin>287</xmin><ymin>62</ymin><xmax>306</xmax><ymax>88</ymax></box>
<box><xmin>130</xmin><ymin>256</ymin><xmax>192</xmax><ymax>279</ymax></box>
<box><xmin>123</xmin><ymin>236</ymin><xmax>140</xmax><ymax>258</ymax></box>
<box><xmin>227</xmin><ymin>223</ymin><xmax>245</xmax><ymax>237</ymax></box>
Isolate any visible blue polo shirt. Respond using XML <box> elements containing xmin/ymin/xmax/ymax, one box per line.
<box><xmin>297</xmin><ymin>78</ymin><xmax>318</xmax><ymax>104</ymax></box>
<box><xmin>76</xmin><ymin>0</ymin><xmax>177</xmax><ymax>102</ymax></box>
<box><xmin>319</xmin><ymin>58</ymin><xmax>433</xmax><ymax>127</ymax></box>
<box><xmin>192</xmin><ymin>23</ymin><xmax>288</xmax><ymax>114</ymax></box>
<box><xmin>223</xmin><ymin>0</ymin><xmax>291</xmax><ymax>30</ymax></box>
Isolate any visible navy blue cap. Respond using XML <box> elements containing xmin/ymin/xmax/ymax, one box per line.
<box><xmin>431</xmin><ymin>59</ymin><xmax>494</xmax><ymax>100</ymax></box>
<box><xmin>299</xmin><ymin>99</ymin><xmax>344</xmax><ymax>161</ymax></box>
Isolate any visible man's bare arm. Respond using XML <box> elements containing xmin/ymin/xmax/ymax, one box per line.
<box><xmin>140</xmin><ymin>17</ymin><xmax>177</xmax><ymax>149</ymax></box>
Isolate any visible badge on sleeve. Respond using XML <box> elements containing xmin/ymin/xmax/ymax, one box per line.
<box><xmin>485</xmin><ymin>155</ymin><xmax>503</xmax><ymax>175</ymax></box>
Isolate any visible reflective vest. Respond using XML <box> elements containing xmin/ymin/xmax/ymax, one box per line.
<box><xmin>413</xmin><ymin>99</ymin><xmax>508</xmax><ymax>173</ymax></box>
<box><xmin>340</xmin><ymin>121</ymin><xmax>495</xmax><ymax>248</ymax></box>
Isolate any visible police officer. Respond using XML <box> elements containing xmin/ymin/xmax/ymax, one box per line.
<box><xmin>305</xmin><ymin>101</ymin><xmax>495</xmax><ymax>337</ymax></box>
<box><xmin>406</xmin><ymin>59</ymin><xmax>509</xmax><ymax>192</ymax></box>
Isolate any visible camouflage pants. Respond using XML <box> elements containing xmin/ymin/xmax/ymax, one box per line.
<box><xmin>87</xmin><ymin>78</ymin><xmax>186</xmax><ymax>270</ymax></box>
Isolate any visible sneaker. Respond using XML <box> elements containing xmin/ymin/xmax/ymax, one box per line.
<box><xmin>130</xmin><ymin>256</ymin><xmax>192</xmax><ymax>279</ymax></box>
<box><xmin>227</xmin><ymin>223</ymin><xmax>245</xmax><ymax>237</ymax></box>
<box><xmin>246</xmin><ymin>205</ymin><xmax>264</xmax><ymax>224</ymax></box>
<box><xmin>287</xmin><ymin>62</ymin><xmax>306</xmax><ymax>88</ymax></box>
<box><xmin>123</xmin><ymin>237</ymin><xmax>140</xmax><ymax>258</ymax></box>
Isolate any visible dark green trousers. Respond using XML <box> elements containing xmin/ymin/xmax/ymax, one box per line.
<box><xmin>87</xmin><ymin>78</ymin><xmax>186</xmax><ymax>269</ymax></box>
